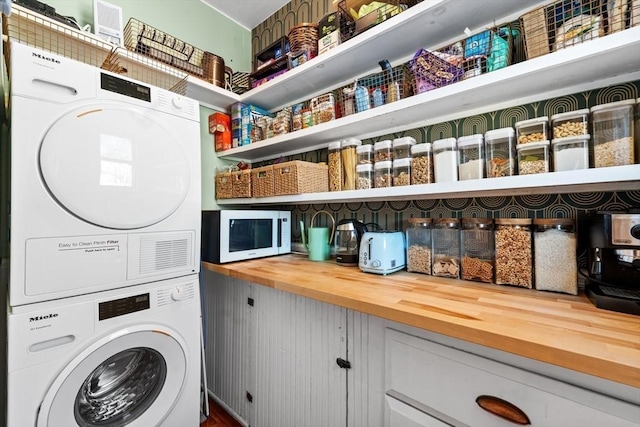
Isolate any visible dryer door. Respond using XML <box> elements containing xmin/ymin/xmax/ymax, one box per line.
<box><xmin>39</xmin><ymin>104</ymin><xmax>191</xmax><ymax>230</ymax></box>
<box><xmin>37</xmin><ymin>327</ymin><xmax>189</xmax><ymax>427</ymax></box>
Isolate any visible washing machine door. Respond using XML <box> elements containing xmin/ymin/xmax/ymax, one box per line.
<box><xmin>37</xmin><ymin>326</ymin><xmax>189</xmax><ymax>427</ymax></box>
<box><xmin>39</xmin><ymin>104</ymin><xmax>191</xmax><ymax>230</ymax></box>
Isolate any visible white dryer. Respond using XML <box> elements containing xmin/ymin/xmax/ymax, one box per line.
<box><xmin>6</xmin><ymin>274</ymin><xmax>201</xmax><ymax>426</ymax></box>
<box><xmin>9</xmin><ymin>42</ymin><xmax>201</xmax><ymax>306</ymax></box>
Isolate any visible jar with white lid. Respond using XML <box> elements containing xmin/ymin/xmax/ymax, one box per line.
<box><xmin>374</xmin><ymin>140</ymin><xmax>393</xmax><ymax>162</ymax></box>
<box><xmin>374</xmin><ymin>160</ymin><xmax>393</xmax><ymax>188</ymax></box>
<box><xmin>515</xmin><ymin>116</ymin><xmax>548</xmax><ymax>144</ymax></box>
<box><xmin>411</xmin><ymin>143</ymin><xmax>434</xmax><ymax>185</ymax></box>
<box><xmin>341</xmin><ymin>138</ymin><xmax>361</xmax><ymax>190</ymax></box>
<box><xmin>517</xmin><ymin>140</ymin><xmax>550</xmax><ymax>174</ymax></box>
<box><xmin>393</xmin><ymin>158</ymin><xmax>411</xmax><ymax>186</ymax></box>
<box><xmin>591</xmin><ymin>99</ymin><xmax>635</xmax><ymax>168</ymax></box>
<box><xmin>406</xmin><ymin>218</ymin><xmax>432</xmax><ymax>275</ymax></box>
<box><xmin>328</xmin><ymin>141</ymin><xmax>342</xmax><ymax>191</ymax></box>
<box><xmin>393</xmin><ymin>136</ymin><xmax>416</xmax><ymax>160</ymax></box>
<box><xmin>485</xmin><ymin>127</ymin><xmax>516</xmax><ymax>177</ymax></box>
<box><xmin>533</xmin><ymin>218</ymin><xmax>577</xmax><ymax>295</ymax></box>
<box><xmin>551</xmin><ymin>109</ymin><xmax>589</xmax><ymax>139</ymax></box>
<box><xmin>432</xmin><ymin>218</ymin><xmax>460</xmax><ymax>278</ymax></box>
<box><xmin>460</xmin><ymin>218</ymin><xmax>494</xmax><ymax>283</ymax></box>
<box><xmin>357</xmin><ymin>144</ymin><xmax>374</xmax><ymax>165</ymax></box>
<box><xmin>494</xmin><ymin>218</ymin><xmax>532</xmax><ymax>288</ymax></box>
<box><xmin>552</xmin><ymin>134</ymin><xmax>590</xmax><ymax>171</ymax></box>
<box><xmin>356</xmin><ymin>163</ymin><xmax>373</xmax><ymax>190</ymax></box>
<box><xmin>457</xmin><ymin>134</ymin><xmax>485</xmax><ymax>180</ymax></box>
<box><xmin>433</xmin><ymin>137</ymin><xmax>458</xmax><ymax>183</ymax></box>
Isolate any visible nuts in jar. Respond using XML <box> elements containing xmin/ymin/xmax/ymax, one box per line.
<box><xmin>551</xmin><ymin>109</ymin><xmax>589</xmax><ymax>138</ymax></box>
<box><xmin>515</xmin><ymin>117</ymin><xmax>548</xmax><ymax>144</ymax></box>
<box><xmin>374</xmin><ymin>140</ymin><xmax>393</xmax><ymax>162</ymax></box>
<box><xmin>494</xmin><ymin>218</ymin><xmax>532</xmax><ymax>288</ymax></box>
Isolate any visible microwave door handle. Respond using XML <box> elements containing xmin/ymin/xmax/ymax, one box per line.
<box><xmin>277</xmin><ymin>218</ymin><xmax>282</xmax><ymax>248</ymax></box>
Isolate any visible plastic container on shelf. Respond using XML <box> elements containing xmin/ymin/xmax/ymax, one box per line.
<box><xmin>485</xmin><ymin>127</ymin><xmax>517</xmax><ymax>178</ymax></box>
<box><xmin>356</xmin><ymin>163</ymin><xmax>373</xmax><ymax>189</ymax></box>
<box><xmin>494</xmin><ymin>218</ymin><xmax>533</xmax><ymax>288</ymax></box>
<box><xmin>636</xmin><ymin>98</ymin><xmax>640</xmax><ymax>163</ymax></box>
<box><xmin>591</xmin><ymin>99</ymin><xmax>635</xmax><ymax>168</ymax></box>
<box><xmin>432</xmin><ymin>218</ymin><xmax>460</xmax><ymax>278</ymax></box>
<box><xmin>393</xmin><ymin>158</ymin><xmax>412</xmax><ymax>186</ymax></box>
<box><xmin>515</xmin><ymin>116</ymin><xmax>548</xmax><ymax>144</ymax></box>
<box><xmin>533</xmin><ymin>218</ymin><xmax>578</xmax><ymax>295</ymax></box>
<box><xmin>374</xmin><ymin>140</ymin><xmax>393</xmax><ymax>162</ymax></box>
<box><xmin>357</xmin><ymin>144</ymin><xmax>374</xmax><ymax>165</ymax></box>
<box><xmin>552</xmin><ymin>135</ymin><xmax>590</xmax><ymax>171</ymax></box>
<box><xmin>393</xmin><ymin>136</ymin><xmax>416</xmax><ymax>160</ymax></box>
<box><xmin>328</xmin><ymin>141</ymin><xmax>342</xmax><ymax>192</ymax></box>
<box><xmin>411</xmin><ymin>143</ymin><xmax>434</xmax><ymax>185</ymax></box>
<box><xmin>516</xmin><ymin>140</ymin><xmax>551</xmax><ymax>175</ymax></box>
<box><xmin>551</xmin><ymin>109</ymin><xmax>589</xmax><ymax>139</ymax></box>
<box><xmin>457</xmin><ymin>134</ymin><xmax>485</xmax><ymax>180</ymax></box>
<box><xmin>433</xmin><ymin>137</ymin><xmax>458</xmax><ymax>183</ymax></box>
<box><xmin>406</xmin><ymin>218</ymin><xmax>432</xmax><ymax>275</ymax></box>
<box><xmin>374</xmin><ymin>160</ymin><xmax>393</xmax><ymax>188</ymax></box>
<box><xmin>460</xmin><ymin>218</ymin><xmax>494</xmax><ymax>283</ymax></box>
<box><xmin>341</xmin><ymin>138</ymin><xmax>361</xmax><ymax>190</ymax></box>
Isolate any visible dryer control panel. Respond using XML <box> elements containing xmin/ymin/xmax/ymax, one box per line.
<box><xmin>98</xmin><ymin>293</ymin><xmax>150</xmax><ymax>321</ymax></box>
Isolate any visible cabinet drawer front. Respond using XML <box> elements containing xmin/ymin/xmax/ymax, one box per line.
<box><xmin>386</xmin><ymin>394</ymin><xmax>454</xmax><ymax>427</ymax></box>
<box><xmin>385</xmin><ymin>329</ymin><xmax>639</xmax><ymax>427</ymax></box>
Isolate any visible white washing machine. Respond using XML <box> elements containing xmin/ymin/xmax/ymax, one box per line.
<box><xmin>9</xmin><ymin>41</ymin><xmax>201</xmax><ymax>306</ymax></box>
<box><xmin>6</xmin><ymin>274</ymin><xmax>201</xmax><ymax>426</ymax></box>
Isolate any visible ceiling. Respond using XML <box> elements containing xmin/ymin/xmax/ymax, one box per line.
<box><xmin>201</xmin><ymin>0</ymin><xmax>291</xmax><ymax>30</ymax></box>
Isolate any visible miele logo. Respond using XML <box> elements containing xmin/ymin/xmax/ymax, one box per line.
<box><xmin>29</xmin><ymin>313</ymin><xmax>59</xmax><ymax>322</ymax></box>
<box><xmin>32</xmin><ymin>52</ymin><xmax>60</xmax><ymax>64</ymax></box>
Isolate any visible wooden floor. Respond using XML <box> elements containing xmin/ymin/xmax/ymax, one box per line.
<box><xmin>200</xmin><ymin>397</ymin><xmax>243</xmax><ymax>427</ymax></box>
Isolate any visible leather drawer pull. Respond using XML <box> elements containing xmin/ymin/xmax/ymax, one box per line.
<box><xmin>475</xmin><ymin>395</ymin><xmax>530</xmax><ymax>425</ymax></box>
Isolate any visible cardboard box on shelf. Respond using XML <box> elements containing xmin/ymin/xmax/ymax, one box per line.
<box><xmin>208</xmin><ymin>112</ymin><xmax>231</xmax><ymax>152</ymax></box>
<box><xmin>241</xmin><ymin>104</ymin><xmax>272</xmax><ymax>146</ymax></box>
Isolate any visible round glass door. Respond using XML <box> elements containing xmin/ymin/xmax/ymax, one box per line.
<box><xmin>39</xmin><ymin>104</ymin><xmax>191</xmax><ymax>230</ymax></box>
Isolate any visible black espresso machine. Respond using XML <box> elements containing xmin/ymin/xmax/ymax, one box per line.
<box><xmin>585</xmin><ymin>210</ymin><xmax>640</xmax><ymax>315</ymax></box>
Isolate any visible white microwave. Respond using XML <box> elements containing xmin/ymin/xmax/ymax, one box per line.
<box><xmin>201</xmin><ymin>210</ymin><xmax>291</xmax><ymax>263</ymax></box>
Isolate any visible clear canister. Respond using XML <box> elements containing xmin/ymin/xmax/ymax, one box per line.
<box><xmin>357</xmin><ymin>144</ymin><xmax>374</xmax><ymax>165</ymax></box>
<box><xmin>591</xmin><ymin>99</ymin><xmax>635</xmax><ymax>168</ymax></box>
<box><xmin>533</xmin><ymin>218</ymin><xmax>577</xmax><ymax>295</ymax></box>
<box><xmin>328</xmin><ymin>141</ymin><xmax>342</xmax><ymax>191</ymax></box>
<box><xmin>551</xmin><ymin>109</ymin><xmax>589</xmax><ymax>139</ymax></box>
<box><xmin>636</xmin><ymin>98</ymin><xmax>640</xmax><ymax>163</ymax></box>
<box><xmin>517</xmin><ymin>140</ymin><xmax>550</xmax><ymax>174</ymax></box>
<box><xmin>515</xmin><ymin>116</ymin><xmax>548</xmax><ymax>144</ymax></box>
<box><xmin>433</xmin><ymin>137</ymin><xmax>458</xmax><ymax>183</ymax></box>
<box><xmin>432</xmin><ymin>218</ymin><xmax>460</xmax><ymax>278</ymax></box>
<box><xmin>374</xmin><ymin>160</ymin><xmax>393</xmax><ymax>188</ymax></box>
<box><xmin>411</xmin><ymin>143</ymin><xmax>434</xmax><ymax>185</ymax></box>
<box><xmin>406</xmin><ymin>217</ymin><xmax>433</xmax><ymax>274</ymax></box>
<box><xmin>460</xmin><ymin>218</ymin><xmax>494</xmax><ymax>283</ymax></box>
<box><xmin>393</xmin><ymin>158</ymin><xmax>411</xmax><ymax>186</ymax></box>
<box><xmin>393</xmin><ymin>136</ymin><xmax>416</xmax><ymax>160</ymax></box>
<box><xmin>552</xmin><ymin>135</ymin><xmax>590</xmax><ymax>171</ymax></box>
<box><xmin>494</xmin><ymin>218</ymin><xmax>532</xmax><ymax>288</ymax></box>
<box><xmin>457</xmin><ymin>134</ymin><xmax>485</xmax><ymax>180</ymax></box>
<box><xmin>374</xmin><ymin>140</ymin><xmax>393</xmax><ymax>162</ymax></box>
<box><xmin>356</xmin><ymin>163</ymin><xmax>373</xmax><ymax>190</ymax></box>
<box><xmin>485</xmin><ymin>127</ymin><xmax>516</xmax><ymax>177</ymax></box>
<box><xmin>341</xmin><ymin>138</ymin><xmax>361</xmax><ymax>190</ymax></box>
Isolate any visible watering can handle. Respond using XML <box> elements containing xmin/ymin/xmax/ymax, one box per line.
<box><xmin>300</xmin><ymin>220</ymin><xmax>307</xmax><ymax>249</ymax></box>
<box><xmin>311</xmin><ymin>210</ymin><xmax>336</xmax><ymax>244</ymax></box>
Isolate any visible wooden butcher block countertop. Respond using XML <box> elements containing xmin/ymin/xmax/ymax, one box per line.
<box><xmin>203</xmin><ymin>255</ymin><xmax>640</xmax><ymax>388</ymax></box>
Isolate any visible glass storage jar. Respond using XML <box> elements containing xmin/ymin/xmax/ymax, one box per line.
<box><xmin>374</xmin><ymin>160</ymin><xmax>393</xmax><ymax>188</ymax></box>
<box><xmin>341</xmin><ymin>138</ymin><xmax>361</xmax><ymax>190</ymax></box>
<box><xmin>494</xmin><ymin>218</ymin><xmax>533</xmax><ymax>288</ymax></box>
<box><xmin>393</xmin><ymin>136</ymin><xmax>416</xmax><ymax>160</ymax></box>
<box><xmin>357</xmin><ymin>144</ymin><xmax>374</xmax><ymax>165</ymax></box>
<box><xmin>432</xmin><ymin>218</ymin><xmax>460</xmax><ymax>278</ymax></box>
<box><xmin>457</xmin><ymin>134</ymin><xmax>485</xmax><ymax>180</ymax></box>
<box><xmin>433</xmin><ymin>137</ymin><xmax>458</xmax><ymax>183</ymax></box>
<box><xmin>552</xmin><ymin>135</ymin><xmax>590</xmax><ymax>171</ymax></box>
<box><xmin>591</xmin><ymin>99</ymin><xmax>635</xmax><ymax>168</ymax></box>
<box><xmin>374</xmin><ymin>140</ymin><xmax>393</xmax><ymax>162</ymax></box>
<box><xmin>533</xmin><ymin>218</ymin><xmax>577</xmax><ymax>295</ymax></box>
<box><xmin>410</xmin><ymin>143</ymin><xmax>433</xmax><ymax>185</ymax></box>
<box><xmin>517</xmin><ymin>140</ymin><xmax>550</xmax><ymax>174</ymax></box>
<box><xmin>515</xmin><ymin>116</ymin><xmax>548</xmax><ymax>144</ymax></box>
<box><xmin>393</xmin><ymin>158</ymin><xmax>411</xmax><ymax>186</ymax></box>
<box><xmin>551</xmin><ymin>109</ymin><xmax>589</xmax><ymax>139</ymax></box>
<box><xmin>356</xmin><ymin>164</ymin><xmax>373</xmax><ymax>189</ymax></box>
<box><xmin>485</xmin><ymin>127</ymin><xmax>516</xmax><ymax>177</ymax></box>
<box><xmin>460</xmin><ymin>218</ymin><xmax>494</xmax><ymax>283</ymax></box>
<box><xmin>328</xmin><ymin>141</ymin><xmax>342</xmax><ymax>192</ymax></box>
<box><xmin>406</xmin><ymin>217</ymin><xmax>432</xmax><ymax>274</ymax></box>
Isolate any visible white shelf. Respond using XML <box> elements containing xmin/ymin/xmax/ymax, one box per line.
<box><xmin>217</xmin><ymin>165</ymin><xmax>640</xmax><ymax>205</ymax></box>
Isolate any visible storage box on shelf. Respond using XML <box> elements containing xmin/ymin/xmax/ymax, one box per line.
<box><xmin>274</xmin><ymin>161</ymin><xmax>328</xmax><ymax>196</ymax></box>
<box><xmin>250</xmin><ymin>36</ymin><xmax>290</xmax><ymax>88</ymax></box>
<box><xmin>251</xmin><ymin>165</ymin><xmax>275</xmax><ymax>198</ymax></box>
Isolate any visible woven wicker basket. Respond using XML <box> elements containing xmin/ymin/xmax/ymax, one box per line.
<box><xmin>251</xmin><ymin>165</ymin><xmax>275</xmax><ymax>197</ymax></box>
<box><xmin>288</xmin><ymin>23</ymin><xmax>319</xmax><ymax>58</ymax></box>
<box><xmin>232</xmin><ymin>170</ymin><xmax>252</xmax><ymax>198</ymax></box>
<box><xmin>215</xmin><ymin>172</ymin><xmax>233</xmax><ymax>199</ymax></box>
<box><xmin>274</xmin><ymin>161</ymin><xmax>328</xmax><ymax>196</ymax></box>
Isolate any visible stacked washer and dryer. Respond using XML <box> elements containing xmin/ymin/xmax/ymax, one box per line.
<box><xmin>4</xmin><ymin>42</ymin><xmax>203</xmax><ymax>426</ymax></box>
